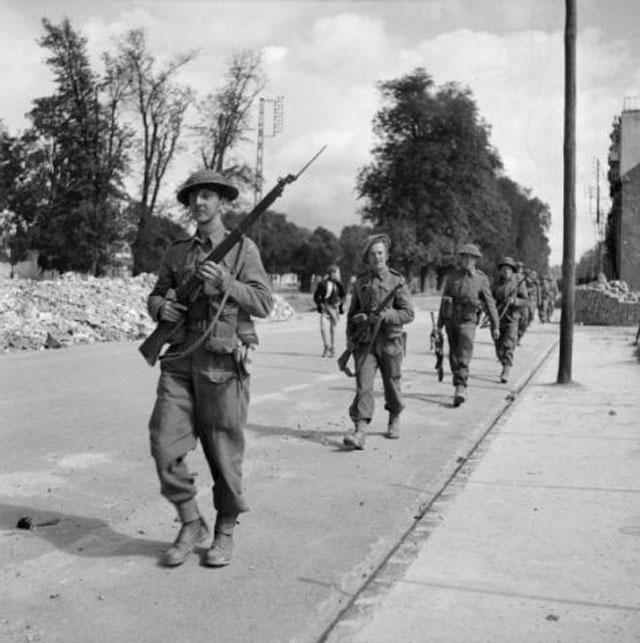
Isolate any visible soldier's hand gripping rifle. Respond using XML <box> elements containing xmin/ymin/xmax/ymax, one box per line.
<box><xmin>139</xmin><ymin>145</ymin><xmax>327</xmax><ymax>366</ymax></box>
<box><xmin>337</xmin><ymin>283</ymin><xmax>402</xmax><ymax>377</ymax></box>
<box><xmin>430</xmin><ymin>311</ymin><xmax>444</xmax><ymax>382</ymax></box>
<box><xmin>480</xmin><ymin>274</ymin><xmax>528</xmax><ymax>329</ymax></box>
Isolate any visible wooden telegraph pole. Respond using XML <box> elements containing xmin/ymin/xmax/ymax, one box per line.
<box><xmin>558</xmin><ymin>0</ymin><xmax>577</xmax><ymax>383</ymax></box>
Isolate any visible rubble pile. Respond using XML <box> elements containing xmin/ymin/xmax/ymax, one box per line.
<box><xmin>576</xmin><ymin>278</ymin><xmax>640</xmax><ymax>325</ymax></box>
<box><xmin>1</xmin><ymin>274</ymin><xmax>295</xmax><ymax>353</ymax></box>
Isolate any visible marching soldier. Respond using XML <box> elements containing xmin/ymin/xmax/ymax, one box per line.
<box><xmin>538</xmin><ymin>274</ymin><xmax>556</xmax><ymax>323</ymax></box>
<box><xmin>437</xmin><ymin>243</ymin><xmax>500</xmax><ymax>407</ymax></box>
<box><xmin>313</xmin><ymin>264</ymin><xmax>346</xmax><ymax>358</ymax></box>
<box><xmin>146</xmin><ymin>169</ymin><xmax>273</xmax><ymax>568</ymax></box>
<box><xmin>514</xmin><ymin>261</ymin><xmax>528</xmax><ymax>345</ymax></box>
<box><xmin>343</xmin><ymin>234</ymin><xmax>414</xmax><ymax>450</ymax></box>
<box><xmin>492</xmin><ymin>257</ymin><xmax>529</xmax><ymax>383</ymax></box>
<box><xmin>524</xmin><ymin>269</ymin><xmax>540</xmax><ymax>333</ymax></box>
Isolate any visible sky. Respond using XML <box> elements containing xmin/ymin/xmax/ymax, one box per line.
<box><xmin>1</xmin><ymin>0</ymin><xmax>639</xmax><ymax>265</ymax></box>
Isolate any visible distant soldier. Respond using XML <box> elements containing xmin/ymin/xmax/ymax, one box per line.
<box><xmin>343</xmin><ymin>234</ymin><xmax>414</xmax><ymax>449</ymax></box>
<box><xmin>514</xmin><ymin>261</ymin><xmax>528</xmax><ymax>345</ymax></box>
<box><xmin>492</xmin><ymin>257</ymin><xmax>529</xmax><ymax>383</ymax></box>
<box><xmin>313</xmin><ymin>264</ymin><xmax>346</xmax><ymax>358</ymax></box>
<box><xmin>524</xmin><ymin>269</ymin><xmax>540</xmax><ymax>332</ymax></box>
<box><xmin>436</xmin><ymin>243</ymin><xmax>500</xmax><ymax>407</ymax></box>
<box><xmin>538</xmin><ymin>274</ymin><xmax>555</xmax><ymax>323</ymax></box>
<box><xmin>546</xmin><ymin>276</ymin><xmax>559</xmax><ymax>321</ymax></box>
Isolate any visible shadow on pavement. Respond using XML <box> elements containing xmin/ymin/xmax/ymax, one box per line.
<box><xmin>247</xmin><ymin>422</ymin><xmax>345</xmax><ymax>449</ymax></box>
<box><xmin>0</xmin><ymin>503</ymin><xmax>166</xmax><ymax>559</ymax></box>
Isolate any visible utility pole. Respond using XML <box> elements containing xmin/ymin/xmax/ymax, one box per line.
<box><xmin>558</xmin><ymin>0</ymin><xmax>577</xmax><ymax>384</ymax></box>
<box><xmin>254</xmin><ymin>95</ymin><xmax>284</xmax><ymax>206</ymax></box>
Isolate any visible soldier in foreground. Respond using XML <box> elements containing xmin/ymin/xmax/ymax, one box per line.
<box><xmin>436</xmin><ymin>243</ymin><xmax>500</xmax><ymax>407</ymax></box>
<box><xmin>145</xmin><ymin>169</ymin><xmax>273</xmax><ymax>567</ymax></box>
<box><xmin>342</xmin><ymin>234</ymin><xmax>414</xmax><ymax>449</ymax></box>
<box><xmin>492</xmin><ymin>256</ymin><xmax>529</xmax><ymax>383</ymax></box>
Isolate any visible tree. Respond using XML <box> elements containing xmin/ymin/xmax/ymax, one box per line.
<box><xmin>8</xmin><ymin>18</ymin><xmax>131</xmax><ymax>275</ymax></box>
<box><xmin>193</xmin><ymin>49</ymin><xmax>265</xmax><ymax>187</ymax></box>
<box><xmin>338</xmin><ymin>224</ymin><xmax>373</xmax><ymax>288</ymax></box>
<box><xmin>497</xmin><ymin>176</ymin><xmax>551</xmax><ymax>274</ymax></box>
<box><xmin>294</xmin><ymin>226</ymin><xmax>341</xmax><ymax>292</ymax></box>
<box><xmin>357</xmin><ymin>68</ymin><xmax>511</xmax><ymax>282</ymax></box>
<box><xmin>604</xmin><ymin>116</ymin><xmax>621</xmax><ymax>280</ymax></box>
<box><xmin>106</xmin><ymin>28</ymin><xmax>195</xmax><ymax>274</ymax></box>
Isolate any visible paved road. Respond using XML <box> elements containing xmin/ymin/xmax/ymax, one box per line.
<box><xmin>0</xmin><ymin>305</ymin><xmax>558</xmax><ymax>643</ymax></box>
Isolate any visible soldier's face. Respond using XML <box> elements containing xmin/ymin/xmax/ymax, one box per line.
<box><xmin>500</xmin><ymin>265</ymin><xmax>513</xmax><ymax>279</ymax></box>
<box><xmin>368</xmin><ymin>242</ymin><xmax>388</xmax><ymax>271</ymax></box>
<box><xmin>189</xmin><ymin>188</ymin><xmax>223</xmax><ymax>225</ymax></box>
<box><xmin>460</xmin><ymin>254</ymin><xmax>476</xmax><ymax>270</ymax></box>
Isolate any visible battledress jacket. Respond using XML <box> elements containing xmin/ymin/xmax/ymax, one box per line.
<box><xmin>147</xmin><ymin>231</ymin><xmax>273</xmax><ymax>352</ymax></box>
<box><xmin>492</xmin><ymin>275</ymin><xmax>529</xmax><ymax>323</ymax></box>
<box><xmin>347</xmin><ymin>267</ymin><xmax>414</xmax><ymax>347</ymax></box>
<box><xmin>437</xmin><ymin>267</ymin><xmax>499</xmax><ymax>330</ymax></box>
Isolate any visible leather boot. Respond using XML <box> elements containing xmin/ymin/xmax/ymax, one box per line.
<box><xmin>204</xmin><ymin>514</ymin><xmax>237</xmax><ymax>567</ymax></box>
<box><xmin>343</xmin><ymin>422</ymin><xmax>366</xmax><ymax>450</ymax></box>
<box><xmin>160</xmin><ymin>517</ymin><xmax>209</xmax><ymax>567</ymax></box>
<box><xmin>386</xmin><ymin>414</ymin><xmax>400</xmax><ymax>439</ymax></box>
<box><xmin>453</xmin><ymin>385</ymin><xmax>466</xmax><ymax>407</ymax></box>
<box><xmin>500</xmin><ymin>365</ymin><xmax>511</xmax><ymax>383</ymax></box>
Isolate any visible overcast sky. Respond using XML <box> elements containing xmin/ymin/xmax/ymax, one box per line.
<box><xmin>2</xmin><ymin>0</ymin><xmax>639</xmax><ymax>265</ymax></box>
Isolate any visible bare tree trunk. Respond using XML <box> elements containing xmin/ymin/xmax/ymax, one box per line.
<box><xmin>558</xmin><ymin>0</ymin><xmax>577</xmax><ymax>383</ymax></box>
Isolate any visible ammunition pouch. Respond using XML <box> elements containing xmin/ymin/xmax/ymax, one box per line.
<box><xmin>439</xmin><ymin>296</ymin><xmax>453</xmax><ymax>321</ymax></box>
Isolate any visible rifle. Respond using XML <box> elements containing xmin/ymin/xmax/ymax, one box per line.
<box><xmin>481</xmin><ymin>274</ymin><xmax>528</xmax><ymax>328</ymax></box>
<box><xmin>430</xmin><ymin>311</ymin><xmax>444</xmax><ymax>382</ymax></box>
<box><xmin>337</xmin><ymin>283</ymin><xmax>402</xmax><ymax>377</ymax></box>
<box><xmin>139</xmin><ymin>145</ymin><xmax>327</xmax><ymax>366</ymax></box>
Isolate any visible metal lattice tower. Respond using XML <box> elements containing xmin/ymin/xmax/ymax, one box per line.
<box><xmin>254</xmin><ymin>96</ymin><xmax>284</xmax><ymax>206</ymax></box>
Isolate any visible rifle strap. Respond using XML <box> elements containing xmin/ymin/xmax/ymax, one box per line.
<box><xmin>160</xmin><ymin>238</ymin><xmax>245</xmax><ymax>363</ymax></box>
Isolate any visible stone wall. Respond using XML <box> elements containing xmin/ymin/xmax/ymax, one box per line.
<box><xmin>575</xmin><ymin>279</ymin><xmax>640</xmax><ymax>325</ymax></box>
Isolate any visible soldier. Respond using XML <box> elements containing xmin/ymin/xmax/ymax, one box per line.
<box><xmin>546</xmin><ymin>275</ymin><xmax>559</xmax><ymax>321</ymax></box>
<box><xmin>343</xmin><ymin>234</ymin><xmax>414</xmax><ymax>450</ymax></box>
<box><xmin>514</xmin><ymin>261</ymin><xmax>528</xmax><ymax>345</ymax></box>
<box><xmin>524</xmin><ymin>269</ymin><xmax>540</xmax><ymax>332</ymax></box>
<box><xmin>146</xmin><ymin>169</ymin><xmax>273</xmax><ymax>568</ymax></box>
<box><xmin>313</xmin><ymin>264</ymin><xmax>346</xmax><ymax>358</ymax></box>
<box><xmin>538</xmin><ymin>274</ymin><xmax>555</xmax><ymax>323</ymax></box>
<box><xmin>492</xmin><ymin>257</ymin><xmax>529</xmax><ymax>383</ymax></box>
<box><xmin>436</xmin><ymin>243</ymin><xmax>500</xmax><ymax>407</ymax></box>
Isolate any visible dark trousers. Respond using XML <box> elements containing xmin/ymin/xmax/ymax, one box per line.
<box><xmin>349</xmin><ymin>334</ymin><xmax>404</xmax><ymax>424</ymax></box>
<box><xmin>149</xmin><ymin>347</ymin><xmax>249</xmax><ymax>520</ymax></box>
<box><xmin>497</xmin><ymin>317</ymin><xmax>519</xmax><ymax>367</ymax></box>
<box><xmin>445</xmin><ymin>321</ymin><xmax>477</xmax><ymax>387</ymax></box>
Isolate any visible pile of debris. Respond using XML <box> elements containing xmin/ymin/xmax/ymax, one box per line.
<box><xmin>0</xmin><ymin>273</ymin><xmax>295</xmax><ymax>353</ymax></box>
<box><xmin>576</xmin><ymin>277</ymin><xmax>640</xmax><ymax>325</ymax></box>
<box><xmin>581</xmin><ymin>276</ymin><xmax>640</xmax><ymax>302</ymax></box>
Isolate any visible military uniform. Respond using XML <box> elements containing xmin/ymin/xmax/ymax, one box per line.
<box><xmin>437</xmin><ymin>244</ymin><xmax>499</xmax><ymax>404</ymax></box>
<box><xmin>538</xmin><ymin>276</ymin><xmax>556</xmax><ymax>323</ymax></box>
<box><xmin>492</xmin><ymin>257</ymin><xmax>529</xmax><ymax>381</ymax></box>
<box><xmin>347</xmin><ymin>266</ymin><xmax>414</xmax><ymax>429</ymax></box>
<box><xmin>313</xmin><ymin>270</ymin><xmax>346</xmax><ymax>357</ymax></box>
<box><xmin>146</xmin><ymin>169</ymin><xmax>273</xmax><ymax>567</ymax></box>
<box><xmin>148</xmin><ymin>233</ymin><xmax>272</xmax><ymax>521</ymax></box>
<box><xmin>523</xmin><ymin>270</ymin><xmax>540</xmax><ymax>333</ymax></box>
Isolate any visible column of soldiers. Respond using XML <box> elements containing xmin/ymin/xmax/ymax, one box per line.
<box><xmin>142</xmin><ymin>166</ymin><xmax>559</xmax><ymax>567</ymax></box>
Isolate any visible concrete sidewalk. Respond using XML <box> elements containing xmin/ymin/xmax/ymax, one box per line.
<box><xmin>326</xmin><ymin>325</ymin><xmax>640</xmax><ymax>643</ymax></box>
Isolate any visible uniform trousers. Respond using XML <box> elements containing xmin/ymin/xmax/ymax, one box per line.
<box><xmin>149</xmin><ymin>342</ymin><xmax>249</xmax><ymax>523</ymax></box>
<box><xmin>445</xmin><ymin>321</ymin><xmax>477</xmax><ymax>388</ymax></box>
<box><xmin>349</xmin><ymin>334</ymin><xmax>404</xmax><ymax>423</ymax></box>
<box><xmin>497</xmin><ymin>316</ymin><xmax>519</xmax><ymax>367</ymax></box>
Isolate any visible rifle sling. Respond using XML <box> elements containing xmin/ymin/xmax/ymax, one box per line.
<box><xmin>159</xmin><ymin>238</ymin><xmax>245</xmax><ymax>363</ymax></box>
